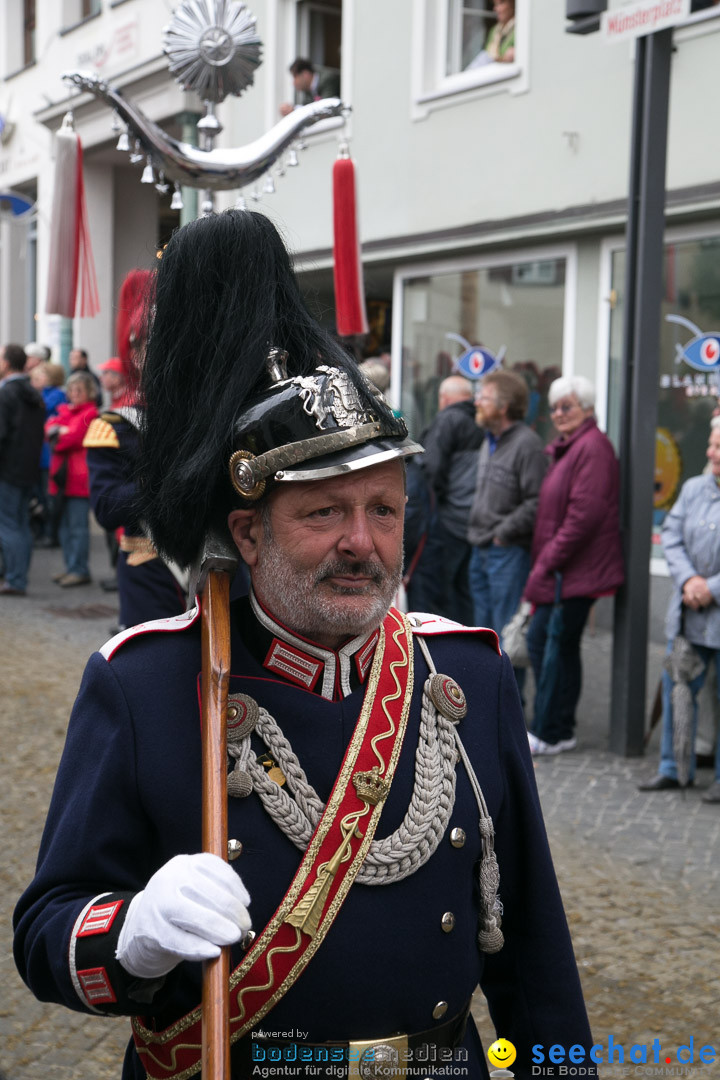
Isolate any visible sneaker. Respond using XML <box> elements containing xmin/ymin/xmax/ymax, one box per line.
<box><xmin>528</xmin><ymin>732</ymin><xmax>562</xmax><ymax>756</ymax></box>
<box><xmin>0</xmin><ymin>583</ymin><xmax>26</xmax><ymax>596</ymax></box>
<box><xmin>637</xmin><ymin>774</ymin><xmax>685</xmax><ymax>791</ymax></box>
<box><xmin>52</xmin><ymin>570</ymin><xmax>68</xmax><ymax>583</ymax></box>
<box><xmin>59</xmin><ymin>573</ymin><xmax>91</xmax><ymax>587</ymax></box>
<box><xmin>557</xmin><ymin>737</ymin><xmax>577</xmax><ymax>752</ymax></box>
<box><xmin>701</xmin><ymin>781</ymin><xmax>720</xmax><ymax>804</ymax></box>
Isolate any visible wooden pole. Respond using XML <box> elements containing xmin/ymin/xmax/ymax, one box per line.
<box><xmin>200</xmin><ymin>569</ymin><xmax>232</xmax><ymax>1080</ymax></box>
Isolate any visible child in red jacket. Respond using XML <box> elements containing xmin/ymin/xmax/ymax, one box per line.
<box><xmin>45</xmin><ymin>372</ymin><xmax>99</xmax><ymax>586</ymax></box>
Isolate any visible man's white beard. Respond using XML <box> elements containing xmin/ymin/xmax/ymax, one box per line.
<box><xmin>252</xmin><ymin>529</ymin><xmax>403</xmax><ymax>644</ymax></box>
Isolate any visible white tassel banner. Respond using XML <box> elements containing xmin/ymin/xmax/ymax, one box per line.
<box><xmin>45</xmin><ymin>116</ymin><xmax>99</xmax><ymax>318</ymax></box>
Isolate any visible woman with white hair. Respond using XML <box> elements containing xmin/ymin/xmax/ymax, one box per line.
<box><xmin>524</xmin><ymin>375</ymin><xmax>624</xmax><ymax>755</ymax></box>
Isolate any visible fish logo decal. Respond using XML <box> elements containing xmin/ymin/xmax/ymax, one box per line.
<box><xmin>446</xmin><ymin>333</ymin><xmax>506</xmax><ymax>381</ymax></box>
<box><xmin>667</xmin><ymin>314</ymin><xmax>720</xmax><ymax>372</ymax></box>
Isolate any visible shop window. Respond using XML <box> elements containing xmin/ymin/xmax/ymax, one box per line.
<box><xmin>606</xmin><ymin>234</ymin><xmax>720</xmax><ymax>568</ymax></box>
<box><xmin>399</xmin><ymin>255</ymin><xmax>567</xmax><ymax>441</ymax></box>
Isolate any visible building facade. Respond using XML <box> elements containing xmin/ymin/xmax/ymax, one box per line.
<box><xmin>1</xmin><ymin>0</ymin><xmax>720</xmax><ymax>561</ymax></box>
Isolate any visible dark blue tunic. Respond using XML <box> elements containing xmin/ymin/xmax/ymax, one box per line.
<box><xmin>13</xmin><ymin>598</ymin><xmax>594</xmax><ymax>1079</ymax></box>
<box><xmin>86</xmin><ymin>414</ymin><xmax>187</xmax><ymax>628</ymax></box>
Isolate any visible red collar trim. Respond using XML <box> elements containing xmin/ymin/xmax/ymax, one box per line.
<box><xmin>249</xmin><ymin>591</ymin><xmax>380</xmax><ymax>701</ymax></box>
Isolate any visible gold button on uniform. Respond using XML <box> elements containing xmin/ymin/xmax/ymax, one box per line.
<box><xmin>450</xmin><ymin>827</ymin><xmax>466</xmax><ymax>848</ymax></box>
<box><xmin>441</xmin><ymin>911</ymin><xmax>455</xmax><ymax>932</ymax></box>
<box><xmin>432</xmin><ymin>1001</ymin><xmax>449</xmax><ymax>1020</ymax></box>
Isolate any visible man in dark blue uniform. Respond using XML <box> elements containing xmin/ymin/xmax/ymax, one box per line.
<box><xmin>14</xmin><ymin>211</ymin><xmax>594</xmax><ymax>1080</ymax></box>
<box><xmin>83</xmin><ymin>269</ymin><xmax>188</xmax><ymax>629</ymax></box>
<box><xmin>84</xmin><ymin>404</ymin><xmax>188</xmax><ymax>627</ymax></box>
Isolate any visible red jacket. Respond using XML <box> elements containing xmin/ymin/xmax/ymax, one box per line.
<box><xmin>46</xmin><ymin>401</ymin><xmax>98</xmax><ymax>498</ymax></box>
<box><xmin>524</xmin><ymin>417</ymin><xmax>625</xmax><ymax>604</ymax></box>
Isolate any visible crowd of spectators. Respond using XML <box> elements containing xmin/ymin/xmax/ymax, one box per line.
<box><xmin>0</xmin><ymin>342</ymin><xmax>108</xmax><ymax>595</ymax></box>
<box><xmin>368</xmin><ymin>351</ymin><xmax>717</xmax><ymax>784</ymax></box>
<box><xmin>378</xmin><ymin>354</ymin><xmax>716</xmax><ymax>789</ymax></box>
<box><xmin>394</xmin><ymin>364</ymin><xmax>624</xmax><ymax>758</ymax></box>
<box><xmin>3</xmin><ymin>333</ymin><xmax>717</xmax><ymax>793</ymax></box>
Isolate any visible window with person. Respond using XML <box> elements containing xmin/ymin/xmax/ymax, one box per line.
<box><xmin>294</xmin><ymin>0</ymin><xmax>342</xmax><ymax>100</ymax></box>
<box><xmin>446</xmin><ymin>0</ymin><xmax>515</xmax><ymax>76</ymax></box>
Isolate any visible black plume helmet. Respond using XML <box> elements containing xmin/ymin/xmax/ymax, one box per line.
<box><xmin>138</xmin><ymin>210</ymin><xmax>420</xmax><ymax>568</ymax></box>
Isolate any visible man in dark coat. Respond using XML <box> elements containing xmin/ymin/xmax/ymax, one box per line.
<box><xmin>14</xmin><ymin>212</ymin><xmax>595</xmax><ymax>1080</ymax></box>
<box><xmin>412</xmin><ymin>375</ymin><xmax>484</xmax><ymax>623</ymax></box>
<box><xmin>0</xmin><ymin>343</ymin><xmax>45</xmax><ymax>595</ymax></box>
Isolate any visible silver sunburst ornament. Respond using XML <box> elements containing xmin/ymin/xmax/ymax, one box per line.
<box><xmin>163</xmin><ymin>0</ymin><xmax>263</xmax><ymax>103</ymax></box>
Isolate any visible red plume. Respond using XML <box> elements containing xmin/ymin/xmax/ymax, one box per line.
<box><xmin>115</xmin><ymin>269</ymin><xmax>155</xmax><ymax>392</ymax></box>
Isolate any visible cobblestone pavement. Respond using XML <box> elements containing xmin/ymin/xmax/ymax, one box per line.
<box><xmin>2</xmin><ymin>537</ymin><xmax>719</xmax><ymax>1078</ymax></box>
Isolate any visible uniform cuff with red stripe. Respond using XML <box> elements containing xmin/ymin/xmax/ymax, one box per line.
<box><xmin>70</xmin><ymin>892</ymin><xmax>166</xmax><ymax>1015</ymax></box>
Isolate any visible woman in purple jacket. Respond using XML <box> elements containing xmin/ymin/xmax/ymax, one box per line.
<box><xmin>524</xmin><ymin>375</ymin><xmax>624</xmax><ymax>755</ymax></box>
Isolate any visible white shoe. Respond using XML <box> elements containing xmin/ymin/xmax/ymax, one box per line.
<box><xmin>528</xmin><ymin>732</ymin><xmax>562</xmax><ymax>755</ymax></box>
<box><xmin>557</xmin><ymin>737</ymin><xmax>577</xmax><ymax>752</ymax></box>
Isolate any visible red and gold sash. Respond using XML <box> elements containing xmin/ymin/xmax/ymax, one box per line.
<box><xmin>132</xmin><ymin>607</ymin><xmax>414</xmax><ymax>1080</ymax></box>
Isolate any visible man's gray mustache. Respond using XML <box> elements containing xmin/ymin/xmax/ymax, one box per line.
<box><xmin>315</xmin><ymin>561</ymin><xmax>385</xmax><ymax>585</ymax></box>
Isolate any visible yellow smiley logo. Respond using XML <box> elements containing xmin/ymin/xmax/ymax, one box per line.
<box><xmin>488</xmin><ymin>1039</ymin><xmax>517</xmax><ymax>1068</ymax></box>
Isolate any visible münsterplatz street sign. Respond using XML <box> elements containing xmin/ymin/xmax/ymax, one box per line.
<box><xmin>602</xmin><ymin>0</ymin><xmax>690</xmax><ymax>42</ymax></box>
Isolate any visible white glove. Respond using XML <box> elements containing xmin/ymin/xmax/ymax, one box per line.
<box><xmin>116</xmin><ymin>853</ymin><xmax>251</xmax><ymax>979</ymax></box>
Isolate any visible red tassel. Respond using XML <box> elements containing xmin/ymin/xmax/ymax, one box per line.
<box><xmin>45</xmin><ymin>120</ymin><xmax>99</xmax><ymax>318</ymax></box>
<box><xmin>76</xmin><ymin>139</ymin><xmax>99</xmax><ymax>318</ymax></box>
<box><xmin>332</xmin><ymin>155</ymin><xmax>368</xmax><ymax>337</ymax></box>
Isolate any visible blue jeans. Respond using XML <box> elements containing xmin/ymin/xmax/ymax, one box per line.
<box><xmin>469</xmin><ymin>544</ymin><xmax>531</xmax><ymax>646</ymax></box>
<box><xmin>59</xmin><ymin>496</ymin><xmax>90</xmax><ymax>577</ymax></box>
<box><xmin>659</xmin><ymin>641</ymin><xmax>720</xmax><ymax>783</ymax></box>
<box><xmin>527</xmin><ymin>596</ymin><xmax>594</xmax><ymax>745</ymax></box>
<box><xmin>0</xmin><ymin>479</ymin><xmax>33</xmax><ymax>590</ymax></box>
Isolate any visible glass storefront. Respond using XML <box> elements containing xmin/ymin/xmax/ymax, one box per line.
<box><xmin>399</xmin><ymin>256</ymin><xmax>567</xmax><ymax>440</ymax></box>
<box><xmin>607</xmin><ymin>233</ymin><xmax>720</xmax><ymax>568</ymax></box>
